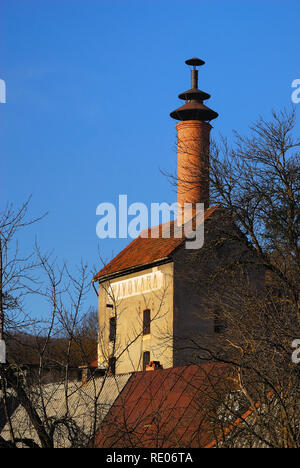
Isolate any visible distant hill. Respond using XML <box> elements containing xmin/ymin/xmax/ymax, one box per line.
<box><xmin>5</xmin><ymin>332</ymin><xmax>97</xmax><ymax>368</ymax></box>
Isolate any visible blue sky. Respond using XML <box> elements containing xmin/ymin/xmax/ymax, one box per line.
<box><xmin>1</xmin><ymin>0</ymin><xmax>299</xmax><ymax>316</ymax></box>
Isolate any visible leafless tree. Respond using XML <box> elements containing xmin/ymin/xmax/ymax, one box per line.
<box><xmin>0</xmin><ymin>200</ymin><xmax>112</xmax><ymax>448</ymax></box>
<box><xmin>169</xmin><ymin>108</ymin><xmax>300</xmax><ymax>447</ymax></box>
<box><xmin>0</xmin><ymin>201</ymin><xmax>173</xmax><ymax>448</ymax></box>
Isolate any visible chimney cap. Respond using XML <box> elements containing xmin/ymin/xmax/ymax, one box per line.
<box><xmin>185</xmin><ymin>57</ymin><xmax>205</xmax><ymax>67</ymax></box>
<box><xmin>178</xmin><ymin>88</ymin><xmax>211</xmax><ymax>102</ymax></box>
<box><xmin>170</xmin><ymin>57</ymin><xmax>218</xmax><ymax>122</ymax></box>
<box><xmin>170</xmin><ymin>100</ymin><xmax>218</xmax><ymax>122</ymax></box>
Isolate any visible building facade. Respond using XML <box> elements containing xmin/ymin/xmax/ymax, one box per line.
<box><xmin>94</xmin><ymin>58</ymin><xmax>221</xmax><ymax>374</ymax></box>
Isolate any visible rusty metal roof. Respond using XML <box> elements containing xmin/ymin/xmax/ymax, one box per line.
<box><xmin>94</xmin><ymin>363</ymin><xmax>229</xmax><ymax>448</ymax></box>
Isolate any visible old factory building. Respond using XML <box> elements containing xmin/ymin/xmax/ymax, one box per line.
<box><xmin>94</xmin><ymin>58</ymin><xmax>230</xmax><ymax>375</ymax></box>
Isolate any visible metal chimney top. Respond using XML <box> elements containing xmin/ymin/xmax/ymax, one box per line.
<box><xmin>185</xmin><ymin>57</ymin><xmax>205</xmax><ymax>67</ymax></box>
<box><xmin>170</xmin><ymin>58</ymin><xmax>218</xmax><ymax>122</ymax></box>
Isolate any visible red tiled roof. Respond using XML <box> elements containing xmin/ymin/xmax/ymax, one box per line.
<box><xmin>94</xmin><ymin>206</ymin><xmax>218</xmax><ymax>281</ymax></box>
<box><xmin>93</xmin><ymin>363</ymin><xmax>229</xmax><ymax>448</ymax></box>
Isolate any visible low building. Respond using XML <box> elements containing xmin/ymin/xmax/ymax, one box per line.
<box><xmin>93</xmin><ymin>363</ymin><xmax>229</xmax><ymax>448</ymax></box>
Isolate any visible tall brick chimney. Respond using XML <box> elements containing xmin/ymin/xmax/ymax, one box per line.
<box><xmin>170</xmin><ymin>58</ymin><xmax>218</xmax><ymax>217</ymax></box>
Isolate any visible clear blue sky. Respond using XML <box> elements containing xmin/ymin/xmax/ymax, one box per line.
<box><xmin>1</xmin><ymin>0</ymin><xmax>299</xmax><ymax>315</ymax></box>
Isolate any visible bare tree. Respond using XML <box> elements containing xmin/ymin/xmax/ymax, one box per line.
<box><xmin>2</xmin><ymin>108</ymin><xmax>299</xmax><ymax>449</ymax></box>
<box><xmin>0</xmin><ymin>201</ymin><xmax>174</xmax><ymax>448</ymax></box>
<box><xmin>0</xmin><ymin>200</ymin><xmax>112</xmax><ymax>448</ymax></box>
<box><xmin>168</xmin><ymin>108</ymin><xmax>300</xmax><ymax>447</ymax></box>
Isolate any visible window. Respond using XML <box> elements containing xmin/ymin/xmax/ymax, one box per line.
<box><xmin>143</xmin><ymin>309</ymin><xmax>151</xmax><ymax>335</ymax></box>
<box><xmin>214</xmin><ymin>310</ymin><xmax>225</xmax><ymax>334</ymax></box>
<box><xmin>108</xmin><ymin>356</ymin><xmax>116</xmax><ymax>375</ymax></box>
<box><xmin>143</xmin><ymin>351</ymin><xmax>150</xmax><ymax>371</ymax></box>
<box><xmin>109</xmin><ymin>317</ymin><xmax>116</xmax><ymax>342</ymax></box>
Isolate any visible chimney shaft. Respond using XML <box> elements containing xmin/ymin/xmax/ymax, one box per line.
<box><xmin>170</xmin><ymin>58</ymin><xmax>218</xmax><ymax>219</ymax></box>
<box><xmin>177</xmin><ymin>120</ymin><xmax>211</xmax><ymax>211</ymax></box>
